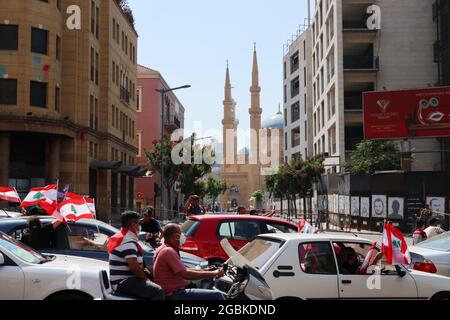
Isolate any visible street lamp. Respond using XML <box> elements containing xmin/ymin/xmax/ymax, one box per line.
<box><xmin>155</xmin><ymin>85</ymin><xmax>191</xmax><ymax>219</ymax></box>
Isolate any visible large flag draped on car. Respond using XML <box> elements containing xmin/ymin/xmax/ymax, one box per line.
<box><xmin>0</xmin><ymin>187</ymin><xmax>21</xmax><ymax>203</ymax></box>
<box><xmin>20</xmin><ymin>184</ymin><xmax>58</xmax><ymax>208</ymax></box>
<box><xmin>57</xmin><ymin>197</ymin><xmax>95</xmax><ymax>222</ymax></box>
<box><xmin>298</xmin><ymin>219</ymin><xmax>317</xmax><ymax>234</ymax></box>
<box><xmin>382</xmin><ymin>223</ymin><xmax>411</xmax><ymax>265</ymax></box>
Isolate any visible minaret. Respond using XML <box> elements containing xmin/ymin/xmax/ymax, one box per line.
<box><xmin>222</xmin><ymin>62</ymin><xmax>238</xmax><ymax>165</ymax></box>
<box><xmin>249</xmin><ymin>44</ymin><xmax>262</xmax><ymax>163</ymax></box>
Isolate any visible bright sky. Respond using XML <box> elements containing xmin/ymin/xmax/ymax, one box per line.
<box><xmin>129</xmin><ymin>0</ymin><xmax>310</xmax><ymax>148</ymax></box>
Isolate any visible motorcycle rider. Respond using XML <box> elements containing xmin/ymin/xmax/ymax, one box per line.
<box><xmin>140</xmin><ymin>207</ymin><xmax>162</xmax><ymax>247</ymax></box>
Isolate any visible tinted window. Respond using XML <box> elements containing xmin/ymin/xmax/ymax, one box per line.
<box><xmin>30</xmin><ymin>81</ymin><xmax>47</xmax><ymax>107</ymax></box>
<box><xmin>181</xmin><ymin>220</ymin><xmax>201</xmax><ymax>237</ymax></box>
<box><xmin>0</xmin><ymin>25</ymin><xmax>18</xmax><ymax>50</ymax></box>
<box><xmin>0</xmin><ymin>79</ymin><xmax>17</xmax><ymax>105</ymax></box>
<box><xmin>299</xmin><ymin>242</ymin><xmax>337</xmax><ymax>275</ymax></box>
<box><xmin>31</xmin><ymin>27</ymin><xmax>48</xmax><ymax>54</ymax></box>
<box><xmin>218</xmin><ymin>220</ymin><xmax>264</xmax><ymax>241</ymax></box>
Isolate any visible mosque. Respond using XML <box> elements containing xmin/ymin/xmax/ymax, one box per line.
<box><xmin>219</xmin><ymin>47</ymin><xmax>284</xmax><ymax>210</ymax></box>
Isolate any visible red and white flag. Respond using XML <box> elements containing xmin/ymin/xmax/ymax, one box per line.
<box><xmin>20</xmin><ymin>184</ymin><xmax>57</xmax><ymax>208</ymax></box>
<box><xmin>0</xmin><ymin>187</ymin><xmax>21</xmax><ymax>203</ymax></box>
<box><xmin>382</xmin><ymin>223</ymin><xmax>411</xmax><ymax>265</ymax></box>
<box><xmin>298</xmin><ymin>219</ymin><xmax>317</xmax><ymax>234</ymax></box>
<box><xmin>66</xmin><ymin>192</ymin><xmax>96</xmax><ymax>216</ymax></box>
<box><xmin>360</xmin><ymin>242</ymin><xmax>377</xmax><ymax>272</ymax></box>
<box><xmin>57</xmin><ymin>198</ymin><xmax>95</xmax><ymax>222</ymax></box>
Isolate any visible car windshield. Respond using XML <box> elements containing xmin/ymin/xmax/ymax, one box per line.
<box><xmin>0</xmin><ymin>232</ymin><xmax>47</xmax><ymax>264</ymax></box>
<box><xmin>238</xmin><ymin>237</ymin><xmax>283</xmax><ymax>270</ymax></box>
<box><xmin>181</xmin><ymin>220</ymin><xmax>201</xmax><ymax>237</ymax></box>
<box><xmin>416</xmin><ymin>232</ymin><xmax>450</xmax><ymax>252</ymax></box>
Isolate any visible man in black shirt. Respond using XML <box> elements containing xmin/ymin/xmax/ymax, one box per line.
<box><xmin>22</xmin><ymin>216</ymin><xmax>63</xmax><ymax>250</ymax></box>
<box><xmin>184</xmin><ymin>195</ymin><xmax>205</xmax><ymax>216</ymax></box>
<box><xmin>140</xmin><ymin>207</ymin><xmax>162</xmax><ymax>246</ymax></box>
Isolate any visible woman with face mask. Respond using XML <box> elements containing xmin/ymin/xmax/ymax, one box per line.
<box><xmin>107</xmin><ymin>211</ymin><xmax>164</xmax><ymax>300</ymax></box>
<box><xmin>153</xmin><ymin>223</ymin><xmax>225</xmax><ymax>300</ymax></box>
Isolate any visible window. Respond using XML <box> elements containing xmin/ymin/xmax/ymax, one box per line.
<box><xmin>265</xmin><ymin>222</ymin><xmax>297</xmax><ymax>234</ymax></box>
<box><xmin>217</xmin><ymin>220</ymin><xmax>264</xmax><ymax>241</ymax></box>
<box><xmin>0</xmin><ymin>25</ymin><xmax>19</xmax><ymax>50</ymax></box>
<box><xmin>112</xmin><ymin>61</ymin><xmax>115</xmax><ymax>83</ymax></box>
<box><xmin>291</xmin><ymin>77</ymin><xmax>300</xmax><ymax>98</ymax></box>
<box><xmin>95</xmin><ymin>51</ymin><xmax>99</xmax><ymax>85</ymax></box>
<box><xmin>112</xmin><ymin>18</ymin><xmax>116</xmax><ymax>40</ymax></box>
<box><xmin>90</xmin><ymin>47</ymin><xmax>94</xmax><ymax>81</ymax></box>
<box><xmin>112</xmin><ymin>105</ymin><xmax>115</xmax><ymax>127</ymax></box>
<box><xmin>291</xmin><ymin>102</ymin><xmax>300</xmax><ymax>123</ymax></box>
<box><xmin>30</xmin><ymin>81</ymin><xmax>47</xmax><ymax>108</ymax></box>
<box><xmin>299</xmin><ymin>242</ymin><xmax>337</xmax><ymax>274</ymax></box>
<box><xmin>55</xmin><ymin>86</ymin><xmax>60</xmax><ymax>111</ymax></box>
<box><xmin>56</xmin><ymin>35</ymin><xmax>61</xmax><ymax>61</ymax></box>
<box><xmin>333</xmin><ymin>242</ymin><xmax>381</xmax><ymax>275</ymax></box>
<box><xmin>239</xmin><ymin>238</ymin><xmax>283</xmax><ymax>270</ymax></box>
<box><xmin>137</xmin><ymin>131</ymin><xmax>142</xmax><ymax>157</ymax></box>
<box><xmin>31</xmin><ymin>27</ymin><xmax>48</xmax><ymax>54</ymax></box>
<box><xmin>90</xmin><ymin>1</ymin><xmax>95</xmax><ymax>34</ymax></box>
<box><xmin>89</xmin><ymin>95</ymin><xmax>94</xmax><ymax>128</ymax></box>
<box><xmin>66</xmin><ymin>225</ymin><xmax>108</xmax><ymax>252</ymax></box>
<box><xmin>0</xmin><ymin>79</ymin><xmax>17</xmax><ymax>105</ymax></box>
<box><xmin>290</xmin><ymin>51</ymin><xmax>299</xmax><ymax>73</ymax></box>
<box><xmin>137</xmin><ymin>87</ymin><xmax>142</xmax><ymax>112</ymax></box>
<box><xmin>95</xmin><ymin>6</ymin><xmax>99</xmax><ymax>39</ymax></box>
<box><xmin>291</xmin><ymin>127</ymin><xmax>300</xmax><ymax>147</ymax></box>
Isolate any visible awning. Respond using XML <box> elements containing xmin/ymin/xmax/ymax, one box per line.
<box><xmin>90</xmin><ymin>160</ymin><xmax>122</xmax><ymax>170</ymax></box>
<box><xmin>118</xmin><ymin>166</ymin><xmax>148</xmax><ymax>177</ymax></box>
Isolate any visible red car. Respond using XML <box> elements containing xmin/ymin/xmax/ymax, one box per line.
<box><xmin>180</xmin><ymin>214</ymin><xmax>298</xmax><ymax>264</ymax></box>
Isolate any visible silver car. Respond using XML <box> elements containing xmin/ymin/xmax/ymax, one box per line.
<box><xmin>410</xmin><ymin>232</ymin><xmax>450</xmax><ymax>277</ymax></box>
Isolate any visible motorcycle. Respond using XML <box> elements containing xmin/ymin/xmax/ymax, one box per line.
<box><xmin>138</xmin><ymin>231</ymin><xmax>162</xmax><ymax>250</ymax></box>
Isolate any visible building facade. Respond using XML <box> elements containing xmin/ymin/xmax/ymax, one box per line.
<box><xmin>0</xmin><ymin>0</ymin><xmax>139</xmax><ymax>222</ymax></box>
<box><xmin>135</xmin><ymin>65</ymin><xmax>185</xmax><ymax>219</ymax></box>
<box><xmin>311</xmin><ymin>0</ymin><xmax>441</xmax><ymax>172</ymax></box>
<box><xmin>283</xmin><ymin>27</ymin><xmax>314</xmax><ymax>162</ymax></box>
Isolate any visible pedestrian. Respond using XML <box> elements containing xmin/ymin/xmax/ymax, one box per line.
<box><xmin>424</xmin><ymin>217</ymin><xmax>445</xmax><ymax>239</ymax></box>
<box><xmin>140</xmin><ymin>207</ymin><xmax>162</xmax><ymax>247</ymax></box>
<box><xmin>184</xmin><ymin>195</ymin><xmax>205</xmax><ymax>216</ymax></box>
<box><xmin>237</xmin><ymin>206</ymin><xmax>247</xmax><ymax>215</ymax></box>
<box><xmin>153</xmin><ymin>223</ymin><xmax>225</xmax><ymax>300</ymax></box>
<box><xmin>412</xmin><ymin>219</ymin><xmax>427</xmax><ymax>245</ymax></box>
<box><xmin>108</xmin><ymin>211</ymin><xmax>164</xmax><ymax>300</ymax></box>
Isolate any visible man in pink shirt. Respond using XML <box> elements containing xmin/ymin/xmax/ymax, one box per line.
<box><xmin>153</xmin><ymin>224</ymin><xmax>225</xmax><ymax>300</ymax></box>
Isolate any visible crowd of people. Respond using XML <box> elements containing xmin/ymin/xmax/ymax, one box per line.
<box><xmin>413</xmin><ymin>217</ymin><xmax>447</xmax><ymax>245</ymax></box>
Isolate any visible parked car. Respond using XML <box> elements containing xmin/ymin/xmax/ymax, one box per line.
<box><xmin>0</xmin><ymin>216</ymin><xmax>207</xmax><ymax>271</ymax></box>
<box><xmin>230</xmin><ymin>233</ymin><xmax>450</xmax><ymax>300</ymax></box>
<box><xmin>0</xmin><ymin>231</ymin><xmax>105</xmax><ymax>300</ymax></box>
<box><xmin>180</xmin><ymin>214</ymin><xmax>298</xmax><ymax>264</ymax></box>
<box><xmin>410</xmin><ymin>232</ymin><xmax>450</xmax><ymax>277</ymax></box>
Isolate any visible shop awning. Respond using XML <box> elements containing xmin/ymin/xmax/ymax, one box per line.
<box><xmin>90</xmin><ymin>160</ymin><xmax>122</xmax><ymax>170</ymax></box>
<box><xmin>118</xmin><ymin>166</ymin><xmax>148</xmax><ymax>177</ymax></box>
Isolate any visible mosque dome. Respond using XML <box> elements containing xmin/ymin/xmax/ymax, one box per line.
<box><xmin>262</xmin><ymin>110</ymin><xmax>284</xmax><ymax>129</ymax></box>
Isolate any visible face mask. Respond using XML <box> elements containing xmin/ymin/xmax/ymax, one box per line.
<box><xmin>179</xmin><ymin>233</ymin><xmax>187</xmax><ymax>246</ymax></box>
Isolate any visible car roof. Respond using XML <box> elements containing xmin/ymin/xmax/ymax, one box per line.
<box><xmin>256</xmin><ymin>232</ymin><xmax>374</xmax><ymax>243</ymax></box>
<box><xmin>0</xmin><ymin>215</ymin><xmax>117</xmax><ymax>230</ymax></box>
<box><xmin>189</xmin><ymin>214</ymin><xmax>297</xmax><ymax>226</ymax></box>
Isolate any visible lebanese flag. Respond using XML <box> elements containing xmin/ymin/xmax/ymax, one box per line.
<box><xmin>20</xmin><ymin>184</ymin><xmax>57</xmax><ymax>208</ymax></box>
<box><xmin>66</xmin><ymin>192</ymin><xmax>96</xmax><ymax>216</ymax></box>
<box><xmin>382</xmin><ymin>224</ymin><xmax>411</xmax><ymax>265</ymax></box>
<box><xmin>107</xmin><ymin>228</ymin><xmax>143</xmax><ymax>254</ymax></box>
<box><xmin>0</xmin><ymin>187</ymin><xmax>21</xmax><ymax>203</ymax></box>
<box><xmin>57</xmin><ymin>198</ymin><xmax>95</xmax><ymax>222</ymax></box>
<box><xmin>298</xmin><ymin>219</ymin><xmax>317</xmax><ymax>234</ymax></box>
<box><xmin>360</xmin><ymin>242</ymin><xmax>377</xmax><ymax>272</ymax></box>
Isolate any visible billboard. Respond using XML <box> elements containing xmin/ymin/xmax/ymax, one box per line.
<box><xmin>363</xmin><ymin>87</ymin><xmax>450</xmax><ymax>139</ymax></box>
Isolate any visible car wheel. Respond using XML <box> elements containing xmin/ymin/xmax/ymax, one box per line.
<box><xmin>46</xmin><ymin>291</ymin><xmax>93</xmax><ymax>300</ymax></box>
<box><xmin>431</xmin><ymin>292</ymin><xmax>450</xmax><ymax>300</ymax></box>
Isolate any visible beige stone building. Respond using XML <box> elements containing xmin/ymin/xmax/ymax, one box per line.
<box><xmin>220</xmin><ymin>49</ymin><xmax>284</xmax><ymax>210</ymax></box>
<box><xmin>311</xmin><ymin>0</ymin><xmax>441</xmax><ymax>172</ymax></box>
<box><xmin>0</xmin><ymin>0</ymin><xmax>140</xmax><ymax>222</ymax></box>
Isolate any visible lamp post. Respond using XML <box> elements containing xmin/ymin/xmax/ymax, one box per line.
<box><xmin>156</xmin><ymin>85</ymin><xmax>191</xmax><ymax>219</ymax></box>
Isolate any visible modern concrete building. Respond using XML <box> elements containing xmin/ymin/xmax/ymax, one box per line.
<box><xmin>311</xmin><ymin>0</ymin><xmax>441</xmax><ymax>172</ymax></box>
<box><xmin>0</xmin><ymin>0</ymin><xmax>139</xmax><ymax>222</ymax></box>
<box><xmin>283</xmin><ymin>27</ymin><xmax>314</xmax><ymax>162</ymax></box>
<box><xmin>135</xmin><ymin>64</ymin><xmax>185</xmax><ymax>219</ymax></box>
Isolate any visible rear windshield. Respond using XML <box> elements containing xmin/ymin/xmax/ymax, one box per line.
<box><xmin>238</xmin><ymin>237</ymin><xmax>283</xmax><ymax>270</ymax></box>
<box><xmin>416</xmin><ymin>232</ymin><xmax>450</xmax><ymax>252</ymax></box>
<box><xmin>181</xmin><ymin>220</ymin><xmax>201</xmax><ymax>237</ymax></box>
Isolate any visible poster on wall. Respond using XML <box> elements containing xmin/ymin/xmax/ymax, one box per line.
<box><xmin>344</xmin><ymin>196</ymin><xmax>350</xmax><ymax>216</ymax></box>
<box><xmin>426</xmin><ymin>197</ymin><xmax>446</xmax><ymax>213</ymax></box>
<box><xmin>388</xmin><ymin>197</ymin><xmax>404</xmax><ymax>220</ymax></box>
<box><xmin>351</xmin><ymin>197</ymin><xmax>360</xmax><ymax>217</ymax></box>
<box><xmin>372</xmin><ymin>195</ymin><xmax>387</xmax><ymax>218</ymax></box>
<box><xmin>360</xmin><ymin>197</ymin><xmax>370</xmax><ymax>218</ymax></box>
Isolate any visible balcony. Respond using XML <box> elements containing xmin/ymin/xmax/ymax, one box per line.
<box><xmin>344</xmin><ymin>56</ymin><xmax>379</xmax><ymax>70</ymax></box>
<box><xmin>344</xmin><ymin>96</ymin><xmax>362</xmax><ymax>111</ymax></box>
<box><xmin>120</xmin><ymin>87</ymin><xmax>130</xmax><ymax>105</ymax></box>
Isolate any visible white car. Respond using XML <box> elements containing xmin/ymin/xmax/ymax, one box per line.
<box><xmin>0</xmin><ymin>231</ymin><xmax>106</xmax><ymax>300</ymax></box>
<box><xmin>410</xmin><ymin>232</ymin><xmax>450</xmax><ymax>277</ymax></box>
<box><xmin>234</xmin><ymin>233</ymin><xmax>450</xmax><ymax>300</ymax></box>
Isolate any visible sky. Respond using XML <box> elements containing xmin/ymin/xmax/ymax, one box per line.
<box><xmin>129</xmin><ymin>0</ymin><xmax>310</xmax><ymax>148</ymax></box>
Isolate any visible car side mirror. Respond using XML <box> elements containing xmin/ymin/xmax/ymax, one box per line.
<box><xmin>0</xmin><ymin>253</ymin><xmax>5</xmax><ymax>266</ymax></box>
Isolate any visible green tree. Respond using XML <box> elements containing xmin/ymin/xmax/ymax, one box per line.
<box><xmin>344</xmin><ymin>140</ymin><xmax>401</xmax><ymax>174</ymax></box>
<box><xmin>205</xmin><ymin>176</ymin><xmax>228</xmax><ymax>207</ymax></box>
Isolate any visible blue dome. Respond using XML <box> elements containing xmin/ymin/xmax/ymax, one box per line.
<box><xmin>262</xmin><ymin>112</ymin><xmax>284</xmax><ymax>129</ymax></box>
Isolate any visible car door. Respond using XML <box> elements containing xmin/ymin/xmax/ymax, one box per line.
<box><xmin>334</xmin><ymin>241</ymin><xmax>418</xmax><ymax>299</ymax></box>
<box><xmin>0</xmin><ymin>250</ymin><xmax>25</xmax><ymax>300</ymax></box>
<box><xmin>58</xmin><ymin>223</ymin><xmax>109</xmax><ymax>262</ymax></box>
